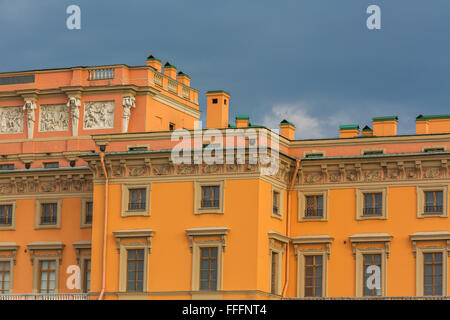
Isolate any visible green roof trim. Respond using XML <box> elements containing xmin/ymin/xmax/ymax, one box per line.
<box><xmin>146</xmin><ymin>55</ymin><xmax>161</xmax><ymax>62</ymax></box>
<box><xmin>164</xmin><ymin>62</ymin><xmax>176</xmax><ymax>69</ymax></box>
<box><xmin>362</xmin><ymin>125</ymin><xmax>373</xmax><ymax>131</ymax></box>
<box><xmin>235</xmin><ymin>115</ymin><xmax>249</xmax><ymax>120</ymax></box>
<box><xmin>416</xmin><ymin>114</ymin><xmax>450</xmax><ymax>121</ymax></box>
<box><xmin>372</xmin><ymin>116</ymin><xmax>398</xmax><ymax>122</ymax></box>
<box><xmin>339</xmin><ymin>124</ymin><xmax>359</xmax><ymax>130</ymax></box>
<box><xmin>177</xmin><ymin>71</ymin><xmax>190</xmax><ymax>78</ymax></box>
<box><xmin>206</xmin><ymin>90</ymin><xmax>230</xmax><ymax>96</ymax></box>
<box><xmin>280</xmin><ymin>119</ymin><xmax>296</xmax><ymax>127</ymax></box>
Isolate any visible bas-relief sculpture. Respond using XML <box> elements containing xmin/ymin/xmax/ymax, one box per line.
<box><xmin>39</xmin><ymin>104</ymin><xmax>69</xmax><ymax>132</ymax></box>
<box><xmin>0</xmin><ymin>106</ymin><xmax>24</xmax><ymax>134</ymax></box>
<box><xmin>83</xmin><ymin>101</ymin><xmax>115</xmax><ymax>130</ymax></box>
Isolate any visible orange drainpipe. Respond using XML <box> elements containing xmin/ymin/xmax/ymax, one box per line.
<box><xmin>98</xmin><ymin>152</ymin><xmax>109</xmax><ymax>300</ymax></box>
<box><xmin>282</xmin><ymin>158</ymin><xmax>300</xmax><ymax>297</ymax></box>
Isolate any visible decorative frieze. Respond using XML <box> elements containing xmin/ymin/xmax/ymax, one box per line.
<box><xmin>0</xmin><ymin>106</ymin><xmax>24</xmax><ymax>134</ymax></box>
<box><xmin>83</xmin><ymin>101</ymin><xmax>115</xmax><ymax>129</ymax></box>
<box><xmin>39</xmin><ymin>104</ymin><xmax>69</xmax><ymax>132</ymax></box>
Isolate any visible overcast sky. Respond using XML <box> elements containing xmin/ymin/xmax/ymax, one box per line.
<box><xmin>1</xmin><ymin>0</ymin><xmax>449</xmax><ymax>139</ymax></box>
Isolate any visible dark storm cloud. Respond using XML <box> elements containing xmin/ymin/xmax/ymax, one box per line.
<box><xmin>1</xmin><ymin>0</ymin><xmax>449</xmax><ymax>138</ymax></box>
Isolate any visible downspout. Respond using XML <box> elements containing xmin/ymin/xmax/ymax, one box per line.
<box><xmin>282</xmin><ymin>158</ymin><xmax>300</xmax><ymax>298</ymax></box>
<box><xmin>98</xmin><ymin>152</ymin><xmax>109</xmax><ymax>300</ymax></box>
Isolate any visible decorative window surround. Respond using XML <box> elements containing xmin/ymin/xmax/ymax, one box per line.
<box><xmin>409</xmin><ymin>231</ymin><xmax>450</xmax><ymax>296</ymax></box>
<box><xmin>121</xmin><ymin>183</ymin><xmax>151</xmax><ymax>217</ymax></box>
<box><xmin>27</xmin><ymin>241</ymin><xmax>64</xmax><ymax>294</ymax></box>
<box><xmin>185</xmin><ymin>227</ymin><xmax>229</xmax><ymax>293</ymax></box>
<box><xmin>356</xmin><ymin>187</ymin><xmax>388</xmax><ymax>220</ymax></box>
<box><xmin>0</xmin><ymin>201</ymin><xmax>16</xmax><ymax>231</ymax></box>
<box><xmin>80</xmin><ymin>198</ymin><xmax>93</xmax><ymax>228</ymax></box>
<box><xmin>194</xmin><ymin>180</ymin><xmax>225</xmax><ymax>215</ymax></box>
<box><xmin>271</xmin><ymin>186</ymin><xmax>284</xmax><ymax>220</ymax></box>
<box><xmin>73</xmin><ymin>240</ymin><xmax>91</xmax><ymax>293</ymax></box>
<box><xmin>298</xmin><ymin>190</ymin><xmax>328</xmax><ymax>222</ymax></box>
<box><xmin>113</xmin><ymin>229</ymin><xmax>155</xmax><ymax>294</ymax></box>
<box><xmin>416</xmin><ymin>185</ymin><xmax>448</xmax><ymax>218</ymax></box>
<box><xmin>34</xmin><ymin>199</ymin><xmax>62</xmax><ymax>230</ymax></box>
<box><xmin>354</xmin><ymin>247</ymin><xmax>387</xmax><ymax>297</ymax></box>
<box><xmin>293</xmin><ymin>235</ymin><xmax>333</xmax><ymax>297</ymax></box>
<box><xmin>349</xmin><ymin>233</ymin><xmax>392</xmax><ymax>258</ymax></box>
<box><xmin>268</xmin><ymin>231</ymin><xmax>289</xmax><ymax>296</ymax></box>
<box><xmin>0</xmin><ymin>242</ymin><xmax>18</xmax><ymax>294</ymax></box>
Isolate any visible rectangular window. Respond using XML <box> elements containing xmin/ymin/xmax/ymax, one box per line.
<box><xmin>270</xmin><ymin>252</ymin><xmax>279</xmax><ymax>294</ymax></box>
<box><xmin>363</xmin><ymin>254</ymin><xmax>382</xmax><ymax>296</ymax></box>
<box><xmin>200</xmin><ymin>247</ymin><xmax>218</xmax><ymax>291</ymax></box>
<box><xmin>41</xmin><ymin>203</ymin><xmax>57</xmax><ymax>225</ymax></box>
<box><xmin>212</xmin><ymin>98</ymin><xmax>218</xmax><ymax>104</ymax></box>
<box><xmin>0</xmin><ymin>261</ymin><xmax>10</xmax><ymax>294</ymax></box>
<box><xmin>424</xmin><ymin>191</ymin><xmax>443</xmax><ymax>214</ymax></box>
<box><xmin>39</xmin><ymin>260</ymin><xmax>56</xmax><ymax>293</ymax></box>
<box><xmin>83</xmin><ymin>260</ymin><xmax>91</xmax><ymax>293</ymax></box>
<box><xmin>304</xmin><ymin>255</ymin><xmax>323</xmax><ymax>297</ymax></box>
<box><xmin>424</xmin><ymin>148</ymin><xmax>445</xmax><ymax>153</ymax></box>
<box><xmin>201</xmin><ymin>186</ymin><xmax>220</xmax><ymax>209</ymax></box>
<box><xmin>273</xmin><ymin>191</ymin><xmax>280</xmax><ymax>216</ymax></box>
<box><xmin>126</xmin><ymin>249</ymin><xmax>144</xmax><ymax>292</ymax></box>
<box><xmin>128</xmin><ymin>189</ymin><xmax>146</xmax><ymax>211</ymax></box>
<box><xmin>0</xmin><ymin>205</ymin><xmax>12</xmax><ymax>225</ymax></box>
<box><xmin>363</xmin><ymin>193</ymin><xmax>383</xmax><ymax>216</ymax></box>
<box><xmin>424</xmin><ymin>252</ymin><xmax>443</xmax><ymax>296</ymax></box>
<box><xmin>85</xmin><ymin>201</ymin><xmax>93</xmax><ymax>225</ymax></box>
<box><xmin>305</xmin><ymin>195</ymin><xmax>323</xmax><ymax>217</ymax></box>
<box><xmin>305</xmin><ymin>153</ymin><xmax>324</xmax><ymax>158</ymax></box>
<box><xmin>0</xmin><ymin>164</ymin><xmax>14</xmax><ymax>170</ymax></box>
<box><xmin>363</xmin><ymin>150</ymin><xmax>384</xmax><ymax>155</ymax></box>
<box><xmin>44</xmin><ymin>162</ymin><xmax>59</xmax><ymax>169</ymax></box>
<box><xmin>169</xmin><ymin>123</ymin><xmax>175</xmax><ymax>131</ymax></box>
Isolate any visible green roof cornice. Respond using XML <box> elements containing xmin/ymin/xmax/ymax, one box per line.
<box><xmin>416</xmin><ymin>114</ymin><xmax>450</xmax><ymax>121</ymax></box>
<box><xmin>164</xmin><ymin>62</ymin><xmax>176</xmax><ymax>69</ymax></box>
<box><xmin>339</xmin><ymin>124</ymin><xmax>359</xmax><ymax>130</ymax></box>
<box><xmin>372</xmin><ymin>116</ymin><xmax>398</xmax><ymax>122</ymax></box>
<box><xmin>280</xmin><ymin>119</ymin><xmax>296</xmax><ymax>127</ymax></box>
<box><xmin>206</xmin><ymin>90</ymin><xmax>230</xmax><ymax>96</ymax></box>
<box><xmin>235</xmin><ymin>115</ymin><xmax>249</xmax><ymax>120</ymax></box>
<box><xmin>146</xmin><ymin>55</ymin><xmax>161</xmax><ymax>62</ymax></box>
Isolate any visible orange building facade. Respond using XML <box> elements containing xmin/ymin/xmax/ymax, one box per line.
<box><xmin>0</xmin><ymin>56</ymin><xmax>449</xmax><ymax>300</ymax></box>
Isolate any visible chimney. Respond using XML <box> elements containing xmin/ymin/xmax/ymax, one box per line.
<box><xmin>416</xmin><ymin>114</ymin><xmax>450</xmax><ymax>134</ymax></box>
<box><xmin>206</xmin><ymin>90</ymin><xmax>230</xmax><ymax>129</ymax></box>
<box><xmin>163</xmin><ymin>62</ymin><xmax>177</xmax><ymax>80</ymax></box>
<box><xmin>339</xmin><ymin>125</ymin><xmax>360</xmax><ymax>138</ymax></box>
<box><xmin>372</xmin><ymin>116</ymin><xmax>398</xmax><ymax>136</ymax></box>
<box><xmin>177</xmin><ymin>71</ymin><xmax>191</xmax><ymax>87</ymax></box>
<box><xmin>280</xmin><ymin>120</ymin><xmax>296</xmax><ymax>140</ymax></box>
<box><xmin>362</xmin><ymin>125</ymin><xmax>373</xmax><ymax>136</ymax></box>
<box><xmin>146</xmin><ymin>55</ymin><xmax>162</xmax><ymax>73</ymax></box>
<box><xmin>235</xmin><ymin>115</ymin><xmax>249</xmax><ymax>128</ymax></box>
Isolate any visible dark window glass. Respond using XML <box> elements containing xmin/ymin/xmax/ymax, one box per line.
<box><xmin>271</xmin><ymin>252</ymin><xmax>279</xmax><ymax>294</ymax></box>
<box><xmin>305</xmin><ymin>195</ymin><xmax>323</xmax><ymax>217</ymax></box>
<box><xmin>85</xmin><ymin>202</ymin><xmax>93</xmax><ymax>224</ymax></box>
<box><xmin>0</xmin><ymin>164</ymin><xmax>14</xmax><ymax>170</ymax></box>
<box><xmin>273</xmin><ymin>191</ymin><xmax>280</xmax><ymax>216</ymax></box>
<box><xmin>363</xmin><ymin>254</ymin><xmax>382</xmax><ymax>296</ymax></box>
<box><xmin>201</xmin><ymin>186</ymin><xmax>220</xmax><ymax>208</ymax></box>
<box><xmin>200</xmin><ymin>247</ymin><xmax>218</xmax><ymax>291</ymax></box>
<box><xmin>0</xmin><ymin>261</ymin><xmax>10</xmax><ymax>294</ymax></box>
<box><xmin>0</xmin><ymin>205</ymin><xmax>12</xmax><ymax>225</ymax></box>
<box><xmin>127</xmin><ymin>249</ymin><xmax>144</xmax><ymax>292</ymax></box>
<box><xmin>39</xmin><ymin>260</ymin><xmax>56</xmax><ymax>293</ymax></box>
<box><xmin>44</xmin><ymin>162</ymin><xmax>59</xmax><ymax>168</ymax></box>
<box><xmin>169</xmin><ymin>123</ymin><xmax>175</xmax><ymax>131</ymax></box>
<box><xmin>212</xmin><ymin>98</ymin><xmax>218</xmax><ymax>104</ymax></box>
<box><xmin>41</xmin><ymin>203</ymin><xmax>57</xmax><ymax>225</ymax></box>
<box><xmin>129</xmin><ymin>188</ymin><xmax>146</xmax><ymax>210</ymax></box>
<box><xmin>305</xmin><ymin>153</ymin><xmax>324</xmax><ymax>158</ymax></box>
<box><xmin>424</xmin><ymin>191</ymin><xmax>443</xmax><ymax>213</ymax></box>
<box><xmin>304</xmin><ymin>255</ymin><xmax>323</xmax><ymax>297</ymax></box>
<box><xmin>363</xmin><ymin>150</ymin><xmax>384</xmax><ymax>155</ymax></box>
<box><xmin>83</xmin><ymin>260</ymin><xmax>91</xmax><ymax>293</ymax></box>
<box><xmin>424</xmin><ymin>252</ymin><xmax>443</xmax><ymax>296</ymax></box>
<box><xmin>363</xmin><ymin>193</ymin><xmax>383</xmax><ymax>215</ymax></box>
